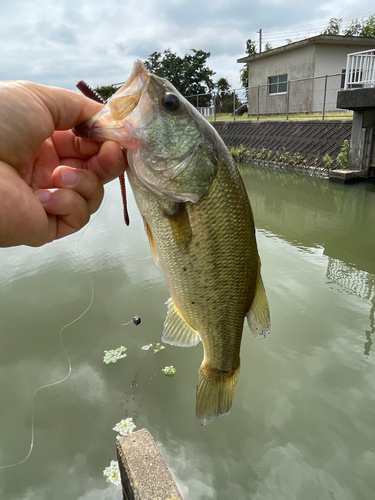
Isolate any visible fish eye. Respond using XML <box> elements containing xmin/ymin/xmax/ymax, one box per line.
<box><xmin>161</xmin><ymin>93</ymin><xmax>181</xmax><ymax>113</ymax></box>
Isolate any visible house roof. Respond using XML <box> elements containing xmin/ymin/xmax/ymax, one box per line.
<box><xmin>237</xmin><ymin>34</ymin><xmax>375</xmax><ymax>64</ymax></box>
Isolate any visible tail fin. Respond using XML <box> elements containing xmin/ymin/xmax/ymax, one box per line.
<box><xmin>196</xmin><ymin>363</ymin><xmax>240</xmax><ymax>426</ymax></box>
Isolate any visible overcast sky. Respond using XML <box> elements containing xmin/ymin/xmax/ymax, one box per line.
<box><xmin>1</xmin><ymin>0</ymin><xmax>374</xmax><ymax>92</ymax></box>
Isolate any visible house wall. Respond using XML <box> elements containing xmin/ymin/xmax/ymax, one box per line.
<box><xmin>247</xmin><ymin>41</ymin><xmax>375</xmax><ymax>114</ymax></box>
<box><xmin>314</xmin><ymin>43</ymin><xmax>375</xmax><ymax>77</ymax></box>
<box><xmin>312</xmin><ymin>44</ymin><xmax>375</xmax><ymax>112</ymax></box>
<box><xmin>247</xmin><ymin>45</ymin><xmax>315</xmax><ymax>114</ymax></box>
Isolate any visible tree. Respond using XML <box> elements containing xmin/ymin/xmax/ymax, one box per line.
<box><xmin>343</xmin><ymin>19</ymin><xmax>363</xmax><ymax>36</ymax></box>
<box><xmin>344</xmin><ymin>13</ymin><xmax>375</xmax><ymax>37</ymax></box>
<box><xmin>322</xmin><ymin>18</ymin><xmax>342</xmax><ymax>35</ymax></box>
<box><xmin>322</xmin><ymin>13</ymin><xmax>375</xmax><ymax>37</ymax></box>
<box><xmin>361</xmin><ymin>14</ymin><xmax>375</xmax><ymax>37</ymax></box>
<box><xmin>143</xmin><ymin>48</ymin><xmax>215</xmax><ymax>106</ymax></box>
<box><xmin>216</xmin><ymin>77</ymin><xmax>230</xmax><ymax>96</ymax></box>
<box><xmin>240</xmin><ymin>38</ymin><xmax>257</xmax><ymax>89</ymax></box>
<box><xmin>264</xmin><ymin>42</ymin><xmax>273</xmax><ymax>51</ymax></box>
<box><xmin>245</xmin><ymin>39</ymin><xmax>257</xmax><ymax>56</ymax></box>
<box><xmin>215</xmin><ymin>77</ymin><xmax>238</xmax><ymax>114</ymax></box>
<box><xmin>94</xmin><ymin>85</ymin><xmax>118</xmax><ymax>101</ymax></box>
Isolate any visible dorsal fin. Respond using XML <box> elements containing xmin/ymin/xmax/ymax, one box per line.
<box><xmin>162</xmin><ymin>298</ymin><xmax>201</xmax><ymax>347</ymax></box>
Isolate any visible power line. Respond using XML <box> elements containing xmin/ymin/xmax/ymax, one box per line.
<box><xmin>262</xmin><ymin>12</ymin><xmax>373</xmax><ymax>35</ymax></box>
<box><xmin>261</xmin><ymin>12</ymin><xmax>374</xmax><ymax>48</ymax></box>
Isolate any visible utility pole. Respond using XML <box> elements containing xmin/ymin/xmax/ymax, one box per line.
<box><xmin>257</xmin><ymin>28</ymin><xmax>262</xmax><ymax>53</ymax></box>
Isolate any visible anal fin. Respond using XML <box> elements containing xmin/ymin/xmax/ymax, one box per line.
<box><xmin>246</xmin><ymin>260</ymin><xmax>271</xmax><ymax>339</ymax></box>
<box><xmin>162</xmin><ymin>298</ymin><xmax>201</xmax><ymax>347</ymax></box>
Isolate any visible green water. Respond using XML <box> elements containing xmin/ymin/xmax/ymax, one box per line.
<box><xmin>0</xmin><ymin>166</ymin><xmax>375</xmax><ymax>499</ymax></box>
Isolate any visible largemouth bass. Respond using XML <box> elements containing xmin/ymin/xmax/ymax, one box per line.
<box><xmin>74</xmin><ymin>61</ymin><xmax>270</xmax><ymax>425</ymax></box>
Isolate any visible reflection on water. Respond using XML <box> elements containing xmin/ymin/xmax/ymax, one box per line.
<box><xmin>1</xmin><ymin>167</ymin><xmax>375</xmax><ymax>499</ymax></box>
<box><xmin>241</xmin><ymin>165</ymin><xmax>375</xmax><ymax>359</ymax></box>
<box><xmin>326</xmin><ymin>258</ymin><xmax>375</xmax><ymax>355</ymax></box>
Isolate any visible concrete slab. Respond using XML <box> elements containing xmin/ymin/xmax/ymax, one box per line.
<box><xmin>337</xmin><ymin>88</ymin><xmax>375</xmax><ymax>110</ymax></box>
<box><xmin>328</xmin><ymin>169</ymin><xmax>368</xmax><ymax>183</ymax></box>
<box><xmin>117</xmin><ymin>428</ymin><xmax>183</xmax><ymax>500</ymax></box>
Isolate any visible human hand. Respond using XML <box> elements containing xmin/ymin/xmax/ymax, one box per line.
<box><xmin>0</xmin><ymin>81</ymin><xmax>127</xmax><ymax>247</ymax></box>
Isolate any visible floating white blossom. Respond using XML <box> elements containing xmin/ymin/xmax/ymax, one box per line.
<box><xmin>153</xmin><ymin>343</ymin><xmax>165</xmax><ymax>354</ymax></box>
<box><xmin>162</xmin><ymin>366</ymin><xmax>176</xmax><ymax>376</ymax></box>
<box><xmin>141</xmin><ymin>344</ymin><xmax>153</xmax><ymax>351</ymax></box>
<box><xmin>103</xmin><ymin>460</ymin><xmax>121</xmax><ymax>486</ymax></box>
<box><xmin>103</xmin><ymin>346</ymin><xmax>127</xmax><ymax>364</ymax></box>
<box><xmin>113</xmin><ymin>417</ymin><xmax>136</xmax><ymax>437</ymax></box>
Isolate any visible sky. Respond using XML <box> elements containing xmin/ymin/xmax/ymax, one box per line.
<box><xmin>1</xmin><ymin>0</ymin><xmax>374</xmax><ymax>92</ymax></box>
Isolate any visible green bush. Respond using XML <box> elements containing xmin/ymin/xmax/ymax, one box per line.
<box><xmin>336</xmin><ymin>139</ymin><xmax>350</xmax><ymax>169</ymax></box>
<box><xmin>322</xmin><ymin>153</ymin><xmax>334</xmax><ymax>169</ymax></box>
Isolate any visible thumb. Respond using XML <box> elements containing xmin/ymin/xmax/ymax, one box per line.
<box><xmin>29</xmin><ymin>82</ymin><xmax>103</xmax><ymax>131</ymax></box>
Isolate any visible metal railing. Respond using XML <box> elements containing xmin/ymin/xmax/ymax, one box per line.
<box><xmin>186</xmin><ymin>73</ymin><xmax>353</xmax><ymax>121</ymax></box>
<box><xmin>344</xmin><ymin>49</ymin><xmax>375</xmax><ymax>89</ymax></box>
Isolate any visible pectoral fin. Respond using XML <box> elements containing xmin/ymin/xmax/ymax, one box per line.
<box><xmin>162</xmin><ymin>298</ymin><xmax>201</xmax><ymax>347</ymax></box>
<box><xmin>165</xmin><ymin>203</ymin><xmax>192</xmax><ymax>253</ymax></box>
<box><xmin>246</xmin><ymin>262</ymin><xmax>271</xmax><ymax>339</ymax></box>
<box><xmin>143</xmin><ymin>218</ymin><xmax>159</xmax><ymax>264</ymax></box>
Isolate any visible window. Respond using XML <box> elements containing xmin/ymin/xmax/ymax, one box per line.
<box><xmin>268</xmin><ymin>74</ymin><xmax>288</xmax><ymax>94</ymax></box>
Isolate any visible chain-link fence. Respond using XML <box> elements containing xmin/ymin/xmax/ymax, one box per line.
<box><xmin>186</xmin><ymin>73</ymin><xmax>353</xmax><ymax>122</ymax></box>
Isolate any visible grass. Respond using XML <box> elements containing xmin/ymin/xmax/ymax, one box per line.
<box><xmin>207</xmin><ymin>110</ymin><xmax>353</xmax><ymax>122</ymax></box>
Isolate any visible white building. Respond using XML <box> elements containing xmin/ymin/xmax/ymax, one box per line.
<box><xmin>237</xmin><ymin>35</ymin><xmax>375</xmax><ymax>114</ymax></box>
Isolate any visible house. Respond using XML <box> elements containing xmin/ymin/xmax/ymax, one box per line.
<box><xmin>237</xmin><ymin>35</ymin><xmax>375</xmax><ymax>115</ymax></box>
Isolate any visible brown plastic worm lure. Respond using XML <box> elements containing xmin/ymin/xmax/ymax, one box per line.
<box><xmin>76</xmin><ymin>80</ymin><xmax>130</xmax><ymax>226</ymax></box>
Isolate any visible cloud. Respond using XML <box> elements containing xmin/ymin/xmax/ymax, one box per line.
<box><xmin>0</xmin><ymin>0</ymin><xmax>373</xmax><ymax>88</ymax></box>
<box><xmin>36</xmin><ymin>21</ymin><xmax>78</xmax><ymax>45</ymax></box>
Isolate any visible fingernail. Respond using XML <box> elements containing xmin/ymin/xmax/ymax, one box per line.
<box><xmin>61</xmin><ymin>168</ymin><xmax>78</xmax><ymax>186</ymax></box>
<box><xmin>36</xmin><ymin>190</ymin><xmax>52</xmax><ymax>204</ymax></box>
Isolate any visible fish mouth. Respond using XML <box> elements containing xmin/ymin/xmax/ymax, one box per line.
<box><xmin>73</xmin><ymin>60</ymin><xmax>149</xmax><ymax>149</ymax></box>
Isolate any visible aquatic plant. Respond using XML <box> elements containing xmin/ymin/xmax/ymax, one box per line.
<box><xmin>230</xmin><ymin>144</ymin><xmax>252</xmax><ymax>162</ymax></box>
<box><xmin>153</xmin><ymin>343</ymin><xmax>165</xmax><ymax>354</ymax></box>
<box><xmin>322</xmin><ymin>153</ymin><xmax>334</xmax><ymax>169</ymax></box>
<box><xmin>279</xmin><ymin>147</ymin><xmax>291</xmax><ymax>163</ymax></box>
<box><xmin>141</xmin><ymin>344</ymin><xmax>153</xmax><ymax>351</ymax></box>
<box><xmin>162</xmin><ymin>366</ymin><xmax>177</xmax><ymax>376</ymax></box>
<box><xmin>141</xmin><ymin>342</ymin><xmax>165</xmax><ymax>353</ymax></box>
<box><xmin>103</xmin><ymin>346</ymin><xmax>127</xmax><ymax>364</ymax></box>
<box><xmin>336</xmin><ymin>139</ymin><xmax>350</xmax><ymax>169</ymax></box>
<box><xmin>230</xmin><ymin>144</ymin><xmax>310</xmax><ymax>167</ymax></box>
<box><xmin>290</xmin><ymin>152</ymin><xmax>307</xmax><ymax>166</ymax></box>
<box><xmin>113</xmin><ymin>417</ymin><xmax>136</xmax><ymax>437</ymax></box>
<box><xmin>256</xmin><ymin>148</ymin><xmax>268</xmax><ymax>160</ymax></box>
<box><xmin>103</xmin><ymin>460</ymin><xmax>121</xmax><ymax>486</ymax></box>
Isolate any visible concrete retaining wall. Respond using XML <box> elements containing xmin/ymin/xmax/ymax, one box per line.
<box><xmin>212</xmin><ymin>120</ymin><xmax>352</xmax><ymax>167</ymax></box>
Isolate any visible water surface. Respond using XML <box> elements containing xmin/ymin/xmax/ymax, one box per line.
<box><xmin>1</xmin><ymin>166</ymin><xmax>375</xmax><ymax>499</ymax></box>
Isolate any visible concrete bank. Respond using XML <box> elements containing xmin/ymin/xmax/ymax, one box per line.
<box><xmin>245</xmin><ymin>159</ymin><xmax>328</xmax><ymax>178</ymax></box>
